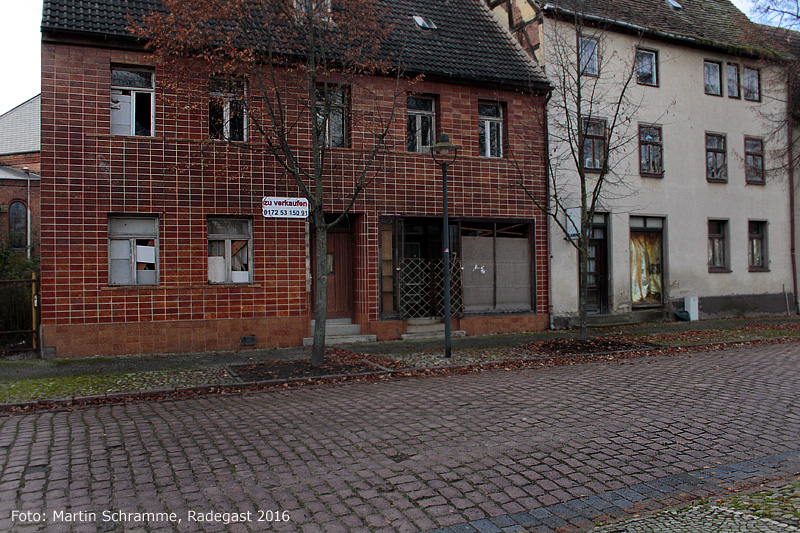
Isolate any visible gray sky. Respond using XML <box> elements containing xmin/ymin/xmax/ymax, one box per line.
<box><xmin>0</xmin><ymin>0</ymin><xmax>757</xmax><ymax>117</ymax></box>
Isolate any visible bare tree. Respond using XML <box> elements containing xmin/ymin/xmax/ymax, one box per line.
<box><xmin>753</xmin><ymin>0</ymin><xmax>800</xmax><ymax>29</ymax></box>
<box><xmin>511</xmin><ymin>9</ymin><xmax>651</xmax><ymax>339</ymax></box>
<box><xmin>133</xmin><ymin>0</ymin><xmax>404</xmax><ymax>365</ymax></box>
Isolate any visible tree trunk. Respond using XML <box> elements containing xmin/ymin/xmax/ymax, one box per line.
<box><xmin>578</xmin><ymin>228</ymin><xmax>590</xmax><ymax>341</ymax></box>
<box><xmin>311</xmin><ymin>224</ymin><xmax>328</xmax><ymax>366</ymax></box>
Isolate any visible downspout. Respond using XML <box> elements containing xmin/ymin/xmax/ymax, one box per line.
<box><xmin>24</xmin><ymin>167</ymin><xmax>31</xmax><ymax>260</ymax></box>
<box><xmin>788</xmin><ymin>76</ymin><xmax>798</xmax><ymax>314</ymax></box>
<box><xmin>543</xmin><ymin>89</ymin><xmax>555</xmax><ymax>329</ymax></box>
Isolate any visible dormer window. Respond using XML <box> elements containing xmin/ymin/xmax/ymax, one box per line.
<box><xmin>412</xmin><ymin>15</ymin><xmax>437</xmax><ymax>29</ymax></box>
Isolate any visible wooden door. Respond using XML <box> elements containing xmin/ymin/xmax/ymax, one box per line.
<box><xmin>325</xmin><ymin>231</ymin><xmax>354</xmax><ymax>318</ymax></box>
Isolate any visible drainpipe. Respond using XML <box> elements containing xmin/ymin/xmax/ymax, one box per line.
<box><xmin>788</xmin><ymin>77</ymin><xmax>798</xmax><ymax>314</ymax></box>
<box><xmin>543</xmin><ymin>89</ymin><xmax>555</xmax><ymax>329</ymax></box>
<box><xmin>24</xmin><ymin>167</ymin><xmax>31</xmax><ymax>260</ymax></box>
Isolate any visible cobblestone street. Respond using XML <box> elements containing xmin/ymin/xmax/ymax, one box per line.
<box><xmin>1</xmin><ymin>342</ymin><xmax>799</xmax><ymax>532</ymax></box>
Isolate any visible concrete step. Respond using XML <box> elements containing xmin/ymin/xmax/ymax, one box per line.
<box><xmin>407</xmin><ymin>317</ymin><xmax>442</xmax><ymax>326</ymax></box>
<box><xmin>568</xmin><ymin>309</ymin><xmax>665</xmax><ymax>328</ymax></box>
<box><xmin>406</xmin><ymin>323</ymin><xmax>446</xmax><ymax>334</ymax></box>
<box><xmin>401</xmin><ymin>330</ymin><xmax>467</xmax><ymax>342</ymax></box>
<box><xmin>310</xmin><ymin>319</ymin><xmax>362</xmax><ymax>336</ymax></box>
<box><xmin>302</xmin><ymin>334</ymin><xmax>378</xmax><ymax>347</ymax></box>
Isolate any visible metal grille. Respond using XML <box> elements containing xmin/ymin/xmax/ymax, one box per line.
<box><xmin>398</xmin><ymin>258</ymin><xmax>462</xmax><ymax>319</ymax></box>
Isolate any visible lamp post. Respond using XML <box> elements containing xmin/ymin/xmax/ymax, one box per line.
<box><xmin>430</xmin><ymin>134</ymin><xmax>459</xmax><ymax>358</ymax></box>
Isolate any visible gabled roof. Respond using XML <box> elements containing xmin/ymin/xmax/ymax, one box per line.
<box><xmin>540</xmin><ymin>0</ymin><xmax>766</xmax><ymax>55</ymax></box>
<box><xmin>42</xmin><ymin>0</ymin><xmax>549</xmax><ymax>90</ymax></box>
<box><xmin>0</xmin><ymin>95</ymin><xmax>40</xmax><ymax>155</ymax></box>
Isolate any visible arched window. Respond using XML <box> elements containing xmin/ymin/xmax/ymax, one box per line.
<box><xmin>9</xmin><ymin>201</ymin><xmax>27</xmax><ymax>249</ymax></box>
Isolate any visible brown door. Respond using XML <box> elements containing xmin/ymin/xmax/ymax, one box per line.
<box><xmin>586</xmin><ymin>230</ymin><xmax>608</xmax><ymax>314</ymax></box>
<box><xmin>324</xmin><ymin>231</ymin><xmax>354</xmax><ymax>318</ymax></box>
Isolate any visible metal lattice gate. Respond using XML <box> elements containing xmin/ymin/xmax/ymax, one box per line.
<box><xmin>398</xmin><ymin>258</ymin><xmax>462</xmax><ymax>319</ymax></box>
<box><xmin>0</xmin><ymin>275</ymin><xmax>39</xmax><ymax>355</ymax></box>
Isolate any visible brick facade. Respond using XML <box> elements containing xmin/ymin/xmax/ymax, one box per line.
<box><xmin>0</xmin><ymin>153</ymin><xmax>40</xmax><ymax>174</ymax></box>
<box><xmin>40</xmin><ymin>41</ymin><xmax>550</xmax><ymax>357</ymax></box>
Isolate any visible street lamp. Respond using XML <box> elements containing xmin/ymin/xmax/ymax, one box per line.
<box><xmin>430</xmin><ymin>134</ymin><xmax>459</xmax><ymax>358</ymax></box>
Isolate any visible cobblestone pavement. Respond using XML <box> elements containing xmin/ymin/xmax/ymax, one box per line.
<box><xmin>1</xmin><ymin>342</ymin><xmax>800</xmax><ymax>532</ymax></box>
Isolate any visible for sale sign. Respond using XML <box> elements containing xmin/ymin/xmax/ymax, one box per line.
<box><xmin>262</xmin><ymin>197</ymin><xmax>309</xmax><ymax>219</ymax></box>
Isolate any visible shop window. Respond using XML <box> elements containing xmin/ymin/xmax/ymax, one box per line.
<box><xmin>630</xmin><ymin>217</ymin><xmax>664</xmax><ymax>306</ymax></box>
<box><xmin>108</xmin><ymin>216</ymin><xmax>158</xmax><ymax>286</ymax></box>
<box><xmin>207</xmin><ymin>218</ymin><xmax>252</xmax><ymax>284</ymax></box>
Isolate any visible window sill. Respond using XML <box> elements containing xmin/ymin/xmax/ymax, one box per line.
<box><xmin>708</xmin><ymin>267</ymin><xmax>731</xmax><ymax>273</ymax></box>
<box><xmin>748</xmin><ymin>266</ymin><xmax>770</xmax><ymax>272</ymax></box>
<box><xmin>102</xmin><ymin>284</ymin><xmax>263</xmax><ymax>291</ymax></box>
<box><xmin>704</xmin><ymin>92</ymin><xmax>723</xmax><ymax>97</ymax></box>
<box><xmin>706</xmin><ymin>178</ymin><xmax>728</xmax><ymax>184</ymax></box>
<box><xmin>640</xmin><ymin>172</ymin><xmax>664</xmax><ymax>178</ymax></box>
<box><xmin>746</xmin><ymin>179</ymin><xmax>765</xmax><ymax>186</ymax></box>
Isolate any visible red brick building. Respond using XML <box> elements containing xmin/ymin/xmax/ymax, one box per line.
<box><xmin>40</xmin><ymin>0</ymin><xmax>551</xmax><ymax>357</ymax></box>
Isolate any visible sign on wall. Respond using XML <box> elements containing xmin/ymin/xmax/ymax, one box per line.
<box><xmin>262</xmin><ymin>197</ymin><xmax>309</xmax><ymax>219</ymax></box>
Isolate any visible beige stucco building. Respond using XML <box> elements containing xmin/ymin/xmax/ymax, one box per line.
<box><xmin>488</xmin><ymin>0</ymin><xmax>797</xmax><ymax>323</ymax></box>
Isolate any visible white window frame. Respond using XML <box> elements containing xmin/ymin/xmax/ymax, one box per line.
<box><xmin>207</xmin><ymin>218</ymin><xmax>253</xmax><ymax>284</ymax></box>
<box><xmin>315</xmin><ymin>87</ymin><xmax>348</xmax><ymax>148</ymax></box>
<box><xmin>579</xmin><ymin>37</ymin><xmax>599</xmax><ymax>76</ymax></box>
<box><xmin>110</xmin><ymin>68</ymin><xmax>155</xmax><ymax>137</ymax></box>
<box><xmin>704</xmin><ymin>60</ymin><xmax>722</xmax><ymax>96</ymax></box>
<box><xmin>407</xmin><ymin>95</ymin><xmax>436</xmax><ymax>153</ymax></box>
<box><xmin>478</xmin><ymin>102</ymin><xmax>503</xmax><ymax>158</ymax></box>
<box><xmin>108</xmin><ymin>216</ymin><xmax>159</xmax><ymax>286</ymax></box>
<box><xmin>743</xmin><ymin>67</ymin><xmax>761</xmax><ymax>101</ymax></box>
<box><xmin>209</xmin><ymin>78</ymin><xmax>247</xmax><ymax>142</ymax></box>
<box><xmin>635</xmin><ymin>49</ymin><xmax>658</xmax><ymax>86</ymax></box>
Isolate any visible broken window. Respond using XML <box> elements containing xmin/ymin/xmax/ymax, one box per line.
<box><xmin>315</xmin><ymin>87</ymin><xmax>347</xmax><ymax>148</ymax></box>
<box><xmin>407</xmin><ymin>95</ymin><xmax>436</xmax><ymax>153</ymax></box>
<box><xmin>743</xmin><ymin>67</ymin><xmax>760</xmax><ymax>101</ymax></box>
<box><xmin>209</xmin><ymin>77</ymin><xmax>246</xmax><ymax>142</ymax></box>
<box><xmin>728</xmin><ymin>63</ymin><xmax>740</xmax><ymax>98</ymax></box>
<box><xmin>9</xmin><ymin>201</ymin><xmax>27</xmax><ymax>249</ymax></box>
<box><xmin>110</xmin><ymin>68</ymin><xmax>154</xmax><ymax>137</ymax></box>
<box><xmin>748</xmin><ymin>220</ymin><xmax>767</xmax><ymax>270</ymax></box>
<box><xmin>704</xmin><ymin>61</ymin><xmax>722</xmax><ymax>96</ymax></box>
<box><xmin>708</xmin><ymin>219</ymin><xmax>728</xmax><ymax>271</ymax></box>
<box><xmin>583</xmin><ymin>118</ymin><xmax>606</xmax><ymax>171</ymax></box>
<box><xmin>208</xmin><ymin>218</ymin><xmax>252</xmax><ymax>284</ymax></box>
<box><xmin>579</xmin><ymin>37</ymin><xmax>599</xmax><ymax>76</ymax></box>
<box><xmin>635</xmin><ymin>49</ymin><xmax>658</xmax><ymax>86</ymax></box>
<box><xmin>639</xmin><ymin>125</ymin><xmax>663</xmax><ymax>176</ymax></box>
<box><xmin>108</xmin><ymin>216</ymin><xmax>158</xmax><ymax>286</ymax></box>
<box><xmin>706</xmin><ymin>133</ymin><xmax>727</xmax><ymax>182</ymax></box>
<box><xmin>478</xmin><ymin>102</ymin><xmax>503</xmax><ymax>158</ymax></box>
<box><xmin>745</xmin><ymin>137</ymin><xmax>764</xmax><ymax>183</ymax></box>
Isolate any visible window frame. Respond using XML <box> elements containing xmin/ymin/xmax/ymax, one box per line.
<box><xmin>478</xmin><ymin>101</ymin><xmax>504</xmax><ymax>158</ymax></box>
<box><xmin>705</xmin><ymin>132</ymin><xmax>727</xmax><ymax>183</ymax></box>
<box><xmin>315</xmin><ymin>86</ymin><xmax>348</xmax><ymax>148</ymax></box>
<box><xmin>209</xmin><ymin>77</ymin><xmax>247</xmax><ymax>142</ymax></box>
<box><xmin>708</xmin><ymin>219</ymin><xmax>729</xmax><ymax>272</ymax></box>
<box><xmin>704</xmin><ymin>60</ymin><xmax>723</xmax><ymax>96</ymax></box>
<box><xmin>579</xmin><ymin>37</ymin><xmax>600</xmax><ymax>77</ymax></box>
<box><xmin>110</xmin><ymin>67</ymin><xmax>155</xmax><ymax>137</ymax></box>
<box><xmin>108</xmin><ymin>216</ymin><xmax>159</xmax><ymax>287</ymax></box>
<box><xmin>743</xmin><ymin>67</ymin><xmax>761</xmax><ymax>102</ymax></box>
<box><xmin>406</xmin><ymin>95</ymin><xmax>437</xmax><ymax>154</ymax></box>
<box><xmin>8</xmin><ymin>201</ymin><xmax>27</xmax><ymax>249</ymax></box>
<box><xmin>639</xmin><ymin>124</ymin><xmax>663</xmax><ymax>177</ymax></box>
<box><xmin>727</xmin><ymin>63</ymin><xmax>741</xmax><ymax>99</ymax></box>
<box><xmin>748</xmin><ymin>220</ymin><xmax>768</xmax><ymax>271</ymax></box>
<box><xmin>745</xmin><ymin>136</ymin><xmax>765</xmax><ymax>184</ymax></box>
<box><xmin>635</xmin><ymin>49</ymin><xmax>659</xmax><ymax>87</ymax></box>
<box><xmin>582</xmin><ymin>118</ymin><xmax>607</xmax><ymax>173</ymax></box>
<box><xmin>207</xmin><ymin>217</ymin><xmax>254</xmax><ymax>284</ymax></box>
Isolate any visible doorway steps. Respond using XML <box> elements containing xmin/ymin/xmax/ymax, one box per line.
<box><xmin>303</xmin><ymin>318</ymin><xmax>377</xmax><ymax>346</ymax></box>
<box><xmin>567</xmin><ymin>309</ymin><xmax>666</xmax><ymax>328</ymax></box>
<box><xmin>401</xmin><ymin>318</ymin><xmax>466</xmax><ymax>342</ymax></box>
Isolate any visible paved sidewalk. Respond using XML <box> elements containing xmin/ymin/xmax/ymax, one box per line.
<box><xmin>1</xmin><ymin>341</ymin><xmax>799</xmax><ymax>532</ymax></box>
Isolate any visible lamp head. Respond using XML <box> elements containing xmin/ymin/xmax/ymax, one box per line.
<box><xmin>430</xmin><ymin>134</ymin><xmax>459</xmax><ymax>165</ymax></box>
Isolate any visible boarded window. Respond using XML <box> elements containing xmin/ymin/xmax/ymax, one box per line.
<box><xmin>108</xmin><ymin>216</ymin><xmax>158</xmax><ymax>286</ymax></box>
